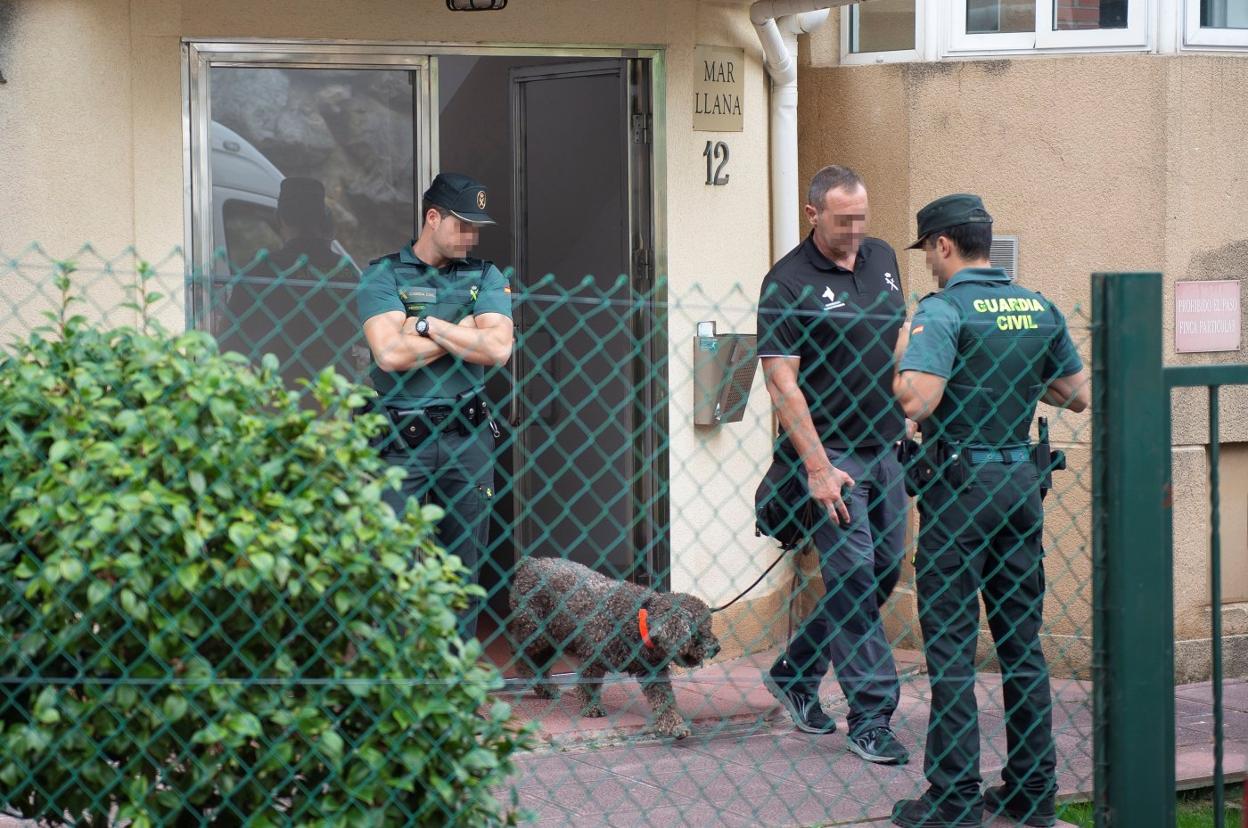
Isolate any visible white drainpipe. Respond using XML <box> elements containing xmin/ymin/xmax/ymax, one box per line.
<box><xmin>750</xmin><ymin>0</ymin><xmax>860</xmax><ymax>261</ymax></box>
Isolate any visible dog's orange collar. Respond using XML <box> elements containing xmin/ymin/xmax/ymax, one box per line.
<box><xmin>638</xmin><ymin>608</ymin><xmax>655</xmax><ymax>649</ymax></box>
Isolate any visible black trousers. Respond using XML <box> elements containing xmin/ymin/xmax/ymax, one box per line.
<box><xmin>914</xmin><ymin>459</ymin><xmax>1056</xmax><ymax>809</ymax></box>
<box><xmin>380</xmin><ymin>423</ymin><xmax>495</xmax><ymax>640</ymax></box>
<box><xmin>778</xmin><ymin>444</ymin><xmax>908</xmax><ymax>736</ymax></box>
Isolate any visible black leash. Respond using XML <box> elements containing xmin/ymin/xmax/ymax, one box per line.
<box><xmin>709</xmin><ymin>548</ymin><xmax>793</xmax><ymax>613</ymax></box>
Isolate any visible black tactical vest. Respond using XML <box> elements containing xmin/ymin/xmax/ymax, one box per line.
<box><xmin>922</xmin><ymin>278</ymin><xmax>1065</xmax><ymax>447</ymax></box>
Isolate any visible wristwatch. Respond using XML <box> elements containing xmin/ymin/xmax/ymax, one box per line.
<box><xmin>414</xmin><ymin>316</ymin><xmax>430</xmax><ymax>337</ymax></box>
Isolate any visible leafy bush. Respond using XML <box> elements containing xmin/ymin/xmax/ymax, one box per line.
<box><xmin>0</xmin><ymin>266</ymin><xmax>529</xmax><ymax>826</ymax></box>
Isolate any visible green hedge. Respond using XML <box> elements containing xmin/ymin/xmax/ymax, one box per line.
<box><xmin>0</xmin><ymin>266</ymin><xmax>529</xmax><ymax>826</ymax></box>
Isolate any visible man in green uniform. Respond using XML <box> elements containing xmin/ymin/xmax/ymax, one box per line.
<box><xmin>357</xmin><ymin>172</ymin><xmax>514</xmax><ymax>639</ymax></box>
<box><xmin>890</xmin><ymin>195</ymin><xmax>1089</xmax><ymax>828</ymax></box>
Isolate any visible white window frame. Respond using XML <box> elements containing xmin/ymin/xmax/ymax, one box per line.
<box><xmin>840</xmin><ymin>0</ymin><xmax>923</xmax><ymax>64</ymax></box>
<box><xmin>1036</xmin><ymin>0</ymin><xmax>1150</xmax><ymax>47</ymax></box>
<box><xmin>947</xmin><ymin>0</ymin><xmax>1151</xmax><ymax>53</ymax></box>
<box><xmin>949</xmin><ymin>0</ymin><xmax>1038</xmax><ymax>51</ymax></box>
<box><xmin>1184</xmin><ymin>0</ymin><xmax>1248</xmax><ymax>47</ymax></box>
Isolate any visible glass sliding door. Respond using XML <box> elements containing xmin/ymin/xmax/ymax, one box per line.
<box><xmin>187</xmin><ymin>48</ymin><xmax>430</xmax><ymax>390</ymax></box>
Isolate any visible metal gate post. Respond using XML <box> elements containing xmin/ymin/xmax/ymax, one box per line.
<box><xmin>1092</xmin><ymin>272</ymin><xmax>1174</xmax><ymax>827</ymax></box>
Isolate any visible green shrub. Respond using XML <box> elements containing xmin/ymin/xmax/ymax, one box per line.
<box><xmin>0</xmin><ymin>266</ymin><xmax>529</xmax><ymax>826</ymax></box>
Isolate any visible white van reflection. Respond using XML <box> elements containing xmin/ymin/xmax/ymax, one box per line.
<box><xmin>209</xmin><ymin>121</ymin><xmax>369</xmax><ymax>384</ymax></box>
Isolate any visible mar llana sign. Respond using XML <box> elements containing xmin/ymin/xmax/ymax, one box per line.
<box><xmin>693</xmin><ymin>45</ymin><xmax>744</xmax><ymax>133</ymax></box>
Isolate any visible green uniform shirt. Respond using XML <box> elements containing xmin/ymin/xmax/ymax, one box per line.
<box><xmin>356</xmin><ymin>241</ymin><xmax>512</xmax><ymax>407</ymax></box>
<box><xmin>900</xmin><ymin>266</ymin><xmax>1083</xmax><ymax>444</ymax></box>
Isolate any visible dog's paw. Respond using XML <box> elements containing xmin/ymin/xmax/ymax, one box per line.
<box><xmin>656</xmin><ymin>716</ymin><xmax>691</xmax><ymax>740</ymax></box>
<box><xmin>580</xmin><ymin>704</ymin><xmax>606</xmax><ymax>718</ymax></box>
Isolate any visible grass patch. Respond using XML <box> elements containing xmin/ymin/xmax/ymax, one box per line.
<box><xmin>1058</xmin><ymin>785</ymin><xmax>1243</xmax><ymax>827</ymax></box>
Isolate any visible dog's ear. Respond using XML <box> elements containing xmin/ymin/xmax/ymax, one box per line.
<box><xmin>644</xmin><ymin>594</ymin><xmax>693</xmax><ymax>655</ymax></box>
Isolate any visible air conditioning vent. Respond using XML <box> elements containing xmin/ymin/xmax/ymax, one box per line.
<box><xmin>990</xmin><ymin>235</ymin><xmax>1019</xmax><ymax>280</ymax></box>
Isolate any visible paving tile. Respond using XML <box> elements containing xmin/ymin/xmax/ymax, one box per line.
<box><xmin>502</xmin><ymin>658</ymin><xmax>1248</xmax><ymax>826</ymax></box>
<box><xmin>813</xmin><ymin>762</ymin><xmax>927</xmax><ymax>812</ymax></box>
<box><xmin>689</xmin><ymin>730</ymin><xmax>842</xmax><ymax>767</ymax></box>
<box><xmin>510</xmin><ymin>760</ymin><xmax>623</xmax><ymax>804</ymax></box>
<box><xmin>595</xmin><ymin>802</ymin><xmax>756</xmax><ymax>827</ymax></box>
<box><xmin>572</xmin><ymin>739</ymin><xmax>729</xmax><ymax>776</ymax></box>
<box><xmin>510</xmin><ymin>787</ymin><xmax>579</xmax><ymax>825</ymax></box>
<box><xmin>1175</xmin><ymin>740</ymin><xmax>1248</xmax><ymax>787</ymax></box>
<box><xmin>647</xmin><ymin>765</ymin><xmax>809</xmax><ymax>803</ymax></box>
<box><xmin>1057</xmin><ymin>767</ymin><xmax>1093</xmax><ymax>799</ymax></box>
<box><xmin>548</xmin><ymin>772</ymin><xmax>694</xmax><ymax>816</ymax></box>
<box><xmin>1176</xmin><ymin>679</ymin><xmax>1248</xmax><ymax>713</ymax></box>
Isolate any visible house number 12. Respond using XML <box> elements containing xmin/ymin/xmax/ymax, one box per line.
<box><xmin>703</xmin><ymin>141</ymin><xmax>729</xmax><ymax>186</ymax></box>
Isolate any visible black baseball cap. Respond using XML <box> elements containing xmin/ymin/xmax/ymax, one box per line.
<box><xmin>907</xmin><ymin>193</ymin><xmax>993</xmax><ymax>249</ymax></box>
<box><xmin>423</xmin><ymin>172</ymin><xmax>495</xmax><ymax>225</ymax></box>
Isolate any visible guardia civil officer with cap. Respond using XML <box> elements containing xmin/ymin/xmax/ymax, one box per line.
<box><xmin>890</xmin><ymin>195</ymin><xmax>1089</xmax><ymax>828</ymax></box>
<box><xmin>357</xmin><ymin>172</ymin><xmax>513</xmax><ymax>640</ymax></box>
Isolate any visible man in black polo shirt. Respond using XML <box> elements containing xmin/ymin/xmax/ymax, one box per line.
<box><xmin>757</xmin><ymin>165</ymin><xmax>910</xmax><ymax>765</ymax></box>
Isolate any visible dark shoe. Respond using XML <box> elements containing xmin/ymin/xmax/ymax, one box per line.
<box><xmin>892</xmin><ymin>794</ymin><xmax>982</xmax><ymax>827</ymax></box>
<box><xmin>762</xmin><ymin>669</ymin><xmax>837</xmax><ymax>734</ymax></box>
<box><xmin>983</xmin><ymin>784</ymin><xmax>1057</xmax><ymax>827</ymax></box>
<box><xmin>848</xmin><ymin>725</ymin><xmax>910</xmax><ymax>765</ymax></box>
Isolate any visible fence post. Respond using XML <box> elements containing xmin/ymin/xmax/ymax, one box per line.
<box><xmin>1091</xmin><ymin>272</ymin><xmax>1174</xmax><ymax>827</ymax></box>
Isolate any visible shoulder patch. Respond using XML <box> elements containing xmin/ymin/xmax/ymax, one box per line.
<box><xmin>456</xmin><ymin>257</ymin><xmax>494</xmax><ymax>278</ymax></box>
<box><xmin>367</xmin><ymin>251</ymin><xmax>404</xmax><ymax>267</ymax></box>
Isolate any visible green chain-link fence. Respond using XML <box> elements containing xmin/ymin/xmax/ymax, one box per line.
<box><xmin>1</xmin><ymin>247</ymin><xmax>1097</xmax><ymax>826</ymax></box>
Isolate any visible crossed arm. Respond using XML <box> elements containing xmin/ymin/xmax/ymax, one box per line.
<box><xmin>362</xmin><ymin>310</ymin><xmax>514</xmax><ymax>373</ymax></box>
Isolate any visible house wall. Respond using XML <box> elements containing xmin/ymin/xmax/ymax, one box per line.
<box><xmin>800</xmin><ymin>43</ymin><xmax>1248</xmax><ymax>677</ymax></box>
<box><xmin>0</xmin><ymin>0</ymin><xmax>804</xmax><ymax>656</ymax></box>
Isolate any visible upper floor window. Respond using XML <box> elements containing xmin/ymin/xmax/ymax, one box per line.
<box><xmin>840</xmin><ymin>0</ymin><xmax>1248</xmax><ymax>57</ymax></box>
<box><xmin>844</xmin><ymin>0</ymin><xmax>918</xmax><ymax>63</ymax></box>
<box><xmin>1186</xmin><ymin>0</ymin><xmax>1248</xmax><ymax>46</ymax></box>
<box><xmin>951</xmin><ymin>0</ymin><xmax>1148</xmax><ymax>50</ymax></box>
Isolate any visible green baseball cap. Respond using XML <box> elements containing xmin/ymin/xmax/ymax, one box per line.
<box><xmin>423</xmin><ymin>172</ymin><xmax>495</xmax><ymax>225</ymax></box>
<box><xmin>907</xmin><ymin>193</ymin><xmax>993</xmax><ymax>249</ymax></box>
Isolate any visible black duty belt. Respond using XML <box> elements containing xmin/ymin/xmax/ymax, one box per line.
<box><xmin>387</xmin><ymin>405</ymin><xmax>469</xmax><ymax>447</ymax></box>
<box><xmin>387</xmin><ymin>405</ymin><xmax>455</xmax><ymax>423</ymax></box>
<box><xmin>964</xmin><ymin>446</ymin><xmax>1031</xmax><ymax>464</ymax></box>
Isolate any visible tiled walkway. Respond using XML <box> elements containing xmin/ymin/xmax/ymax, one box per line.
<box><xmin>499</xmin><ymin>649</ymin><xmax>1245</xmax><ymax>826</ymax></box>
<box><xmin>4</xmin><ymin>651</ymin><xmax>1239</xmax><ymax>826</ymax></box>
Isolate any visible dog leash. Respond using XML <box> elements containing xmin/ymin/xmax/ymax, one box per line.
<box><xmin>709</xmin><ymin>548</ymin><xmax>793</xmax><ymax>613</ymax></box>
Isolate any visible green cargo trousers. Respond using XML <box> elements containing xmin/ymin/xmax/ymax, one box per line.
<box><xmin>914</xmin><ymin>458</ymin><xmax>1057</xmax><ymax>815</ymax></box>
<box><xmin>379</xmin><ymin>417</ymin><xmax>495</xmax><ymax>640</ymax></box>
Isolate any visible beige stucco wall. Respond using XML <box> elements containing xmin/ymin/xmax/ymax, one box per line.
<box><xmin>799</xmin><ymin>49</ymin><xmax>1248</xmax><ymax>678</ymax></box>
<box><xmin>0</xmin><ymin>0</ymin><xmax>803</xmax><ymax>648</ymax></box>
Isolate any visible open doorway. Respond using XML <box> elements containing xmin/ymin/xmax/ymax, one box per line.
<box><xmin>186</xmin><ymin>44</ymin><xmax>665</xmax><ymax>679</ymax></box>
<box><xmin>437</xmin><ymin>55</ymin><xmax>664</xmax><ymax>676</ymax></box>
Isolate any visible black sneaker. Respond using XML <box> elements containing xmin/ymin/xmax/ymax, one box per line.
<box><xmin>983</xmin><ymin>784</ymin><xmax>1057</xmax><ymax>827</ymax></box>
<box><xmin>762</xmin><ymin>669</ymin><xmax>837</xmax><ymax>734</ymax></box>
<box><xmin>892</xmin><ymin>794</ymin><xmax>983</xmax><ymax>827</ymax></box>
<box><xmin>848</xmin><ymin>725</ymin><xmax>910</xmax><ymax>765</ymax></box>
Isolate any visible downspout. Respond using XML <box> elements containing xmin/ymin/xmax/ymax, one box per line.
<box><xmin>750</xmin><ymin>0</ymin><xmax>856</xmax><ymax>261</ymax></box>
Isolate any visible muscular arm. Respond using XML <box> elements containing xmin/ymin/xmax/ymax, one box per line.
<box><xmin>1042</xmin><ymin>367</ymin><xmax>1090</xmax><ymax>412</ymax></box>
<box><xmin>362</xmin><ymin>312</ymin><xmax>485</xmax><ymax>373</ymax></box>
<box><xmin>761</xmin><ymin>356</ymin><xmax>855</xmax><ymax>526</ymax></box>
<box><xmin>425</xmin><ymin>311</ymin><xmax>514</xmax><ymax>366</ymax></box>
<box><xmin>893</xmin><ymin>370</ymin><xmax>948</xmax><ymax>422</ymax></box>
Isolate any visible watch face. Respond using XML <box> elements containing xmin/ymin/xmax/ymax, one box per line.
<box><xmin>416</xmin><ymin>318</ymin><xmax>429</xmax><ymax>336</ymax></box>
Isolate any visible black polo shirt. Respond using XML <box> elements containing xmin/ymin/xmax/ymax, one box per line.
<box><xmin>757</xmin><ymin>233</ymin><xmax>906</xmax><ymax>449</ymax></box>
